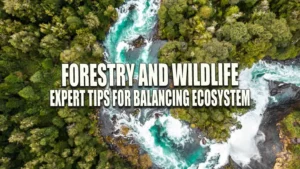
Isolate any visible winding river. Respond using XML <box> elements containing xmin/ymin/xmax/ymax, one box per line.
<box><xmin>102</xmin><ymin>0</ymin><xmax>300</xmax><ymax>168</ymax></box>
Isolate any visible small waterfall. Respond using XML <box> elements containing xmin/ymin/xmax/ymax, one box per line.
<box><xmin>200</xmin><ymin>61</ymin><xmax>300</xmax><ymax>168</ymax></box>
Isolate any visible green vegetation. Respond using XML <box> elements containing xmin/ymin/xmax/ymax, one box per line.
<box><xmin>0</xmin><ymin>0</ymin><xmax>135</xmax><ymax>168</ymax></box>
<box><xmin>171</xmin><ymin>105</ymin><xmax>248</xmax><ymax>141</ymax></box>
<box><xmin>105</xmin><ymin>134</ymin><xmax>153</xmax><ymax>169</ymax></box>
<box><xmin>0</xmin><ymin>0</ymin><xmax>299</xmax><ymax>168</ymax></box>
<box><xmin>158</xmin><ymin>0</ymin><xmax>300</xmax><ymax>141</ymax></box>
<box><xmin>158</xmin><ymin>0</ymin><xmax>300</xmax><ymax>67</ymax></box>
<box><xmin>281</xmin><ymin>110</ymin><xmax>300</xmax><ymax>169</ymax></box>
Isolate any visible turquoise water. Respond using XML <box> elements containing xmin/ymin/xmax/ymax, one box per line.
<box><xmin>103</xmin><ymin>0</ymin><xmax>207</xmax><ymax>168</ymax></box>
<box><xmin>149</xmin><ymin>119</ymin><xmax>207</xmax><ymax>168</ymax></box>
<box><xmin>251</xmin><ymin>61</ymin><xmax>300</xmax><ymax>86</ymax></box>
<box><xmin>103</xmin><ymin>0</ymin><xmax>300</xmax><ymax>168</ymax></box>
<box><xmin>104</xmin><ymin>0</ymin><xmax>159</xmax><ymax>76</ymax></box>
<box><xmin>202</xmin><ymin>61</ymin><xmax>300</xmax><ymax>168</ymax></box>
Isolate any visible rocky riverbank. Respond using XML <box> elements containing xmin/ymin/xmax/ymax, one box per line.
<box><xmin>264</xmin><ymin>55</ymin><xmax>300</xmax><ymax>66</ymax></box>
<box><xmin>248</xmin><ymin>82</ymin><xmax>300</xmax><ymax>169</ymax></box>
<box><xmin>227</xmin><ymin>56</ymin><xmax>300</xmax><ymax>169</ymax></box>
<box><xmin>99</xmin><ymin>57</ymin><xmax>300</xmax><ymax>169</ymax></box>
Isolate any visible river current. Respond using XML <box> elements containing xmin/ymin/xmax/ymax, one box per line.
<box><xmin>102</xmin><ymin>0</ymin><xmax>300</xmax><ymax>168</ymax></box>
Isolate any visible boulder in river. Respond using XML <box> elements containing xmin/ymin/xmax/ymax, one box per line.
<box><xmin>129</xmin><ymin>4</ymin><xmax>136</xmax><ymax>11</ymax></box>
<box><xmin>130</xmin><ymin>35</ymin><xmax>146</xmax><ymax>48</ymax></box>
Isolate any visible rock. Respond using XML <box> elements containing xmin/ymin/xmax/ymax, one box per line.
<box><xmin>126</xmin><ymin>40</ymin><xmax>166</xmax><ymax>64</ymax></box>
<box><xmin>129</xmin><ymin>4</ymin><xmax>136</xmax><ymax>11</ymax></box>
<box><xmin>246</xmin><ymin>81</ymin><xmax>300</xmax><ymax>169</ymax></box>
<box><xmin>226</xmin><ymin>62</ymin><xmax>300</xmax><ymax>169</ymax></box>
<box><xmin>154</xmin><ymin>113</ymin><xmax>162</xmax><ymax>119</ymax></box>
<box><xmin>201</xmin><ymin>138</ymin><xmax>206</xmax><ymax>145</ymax></box>
<box><xmin>270</xmin><ymin>88</ymin><xmax>278</xmax><ymax>96</ymax></box>
<box><xmin>111</xmin><ymin>114</ymin><xmax>117</xmax><ymax>124</ymax></box>
<box><xmin>273</xmin><ymin>123</ymin><xmax>293</xmax><ymax>169</ymax></box>
<box><xmin>263</xmin><ymin>55</ymin><xmax>300</xmax><ymax>66</ymax></box>
<box><xmin>221</xmin><ymin>157</ymin><xmax>242</xmax><ymax>169</ymax></box>
<box><xmin>292</xmin><ymin>121</ymin><xmax>299</xmax><ymax>127</ymax></box>
<box><xmin>112</xmin><ymin>129</ymin><xmax>120</xmax><ymax>135</ymax></box>
<box><xmin>291</xmin><ymin>138</ymin><xmax>300</xmax><ymax>144</ymax></box>
<box><xmin>130</xmin><ymin>36</ymin><xmax>145</xmax><ymax>48</ymax></box>
<box><xmin>132</xmin><ymin>109</ymin><xmax>140</xmax><ymax>117</ymax></box>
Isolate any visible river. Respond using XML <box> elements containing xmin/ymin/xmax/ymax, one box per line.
<box><xmin>102</xmin><ymin>0</ymin><xmax>300</xmax><ymax>168</ymax></box>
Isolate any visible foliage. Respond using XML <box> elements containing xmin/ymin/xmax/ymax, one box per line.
<box><xmin>158</xmin><ymin>0</ymin><xmax>300</xmax><ymax>67</ymax></box>
<box><xmin>0</xmin><ymin>0</ymin><xmax>134</xmax><ymax>168</ymax></box>
<box><xmin>281</xmin><ymin>110</ymin><xmax>300</xmax><ymax>169</ymax></box>
<box><xmin>171</xmin><ymin>105</ymin><xmax>248</xmax><ymax>141</ymax></box>
<box><xmin>0</xmin><ymin>0</ymin><xmax>299</xmax><ymax>167</ymax></box>
<box><xmin>105</xmin><ymin>136</ymin><xmax>152</xmax><ymax>169</ymax></box>
<box><xmin>158</xmin><ymin>0</ymin><xmax>300</xmax><ymax>141</ymax></box>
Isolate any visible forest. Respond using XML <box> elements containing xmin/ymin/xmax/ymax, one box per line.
<box><xmin>158</xmin><ymin>0</ymin><xmax>300</xmax><ymax>139</ymax></box>
<box><xmin>158</xmin><ymin>0</ymin><xmax>300</xmax><ymax>167</ymax></box>
<box><xmin>0</xmin><ymin>0</ymin><xmax>299</xmax><ymax>168</ymax></box>
<box><xmin>0</xmin><ymin>0</ymin><xmax>134</xmax><ymax>168</ymax></box>
<box><xmin>158</xmin><ymin>0</ymin><xmax>300</xmax><ymax>67</ymax></box>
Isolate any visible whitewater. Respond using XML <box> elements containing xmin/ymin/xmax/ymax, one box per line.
<box><xmin>102</xmin><ymin>0</ymin><xmax>300</xmax><ymax>168</ymax></box>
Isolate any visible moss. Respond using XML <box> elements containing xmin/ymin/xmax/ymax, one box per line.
<box><xmin>104</xmin><ymin>133</ymin><xmax>153</xmax><ymax>168</ymax></box>
<box><xmin>282</xmin><ymin>111</ymin><xmax>300</xmax><ymax>138</ymax></box>
<box><xmin>121</xmin><ymin>126</ymin><xmax>130</xmax><ymax>136</ymax></box>
<box><xmin>281</xmin><ymin>110</ymin><xmax>300</xmax><ymax>169</ymax></box>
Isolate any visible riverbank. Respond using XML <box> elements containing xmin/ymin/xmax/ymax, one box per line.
<box><xmin>97</xmin><ymin>0</ymin><xmax>300</xmax><ymax>168</ymax></box>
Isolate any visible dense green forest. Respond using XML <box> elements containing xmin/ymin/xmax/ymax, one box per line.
<box><xmin>158</xmin><ymin>0</ymin><xmax>300</xmax><ymax>141</ymax></box>
<box><xmin>0</xmin><ymin>0</ymin><xmax>300</xmax><ymax>168</ymax></box>
<box><xmin>158</xmin><ymin>0</ymin><xmax>300</xmax><ymax>66</ymax></box>
<box><xmin>0</xmin><ymin>0</ymin><xmax>136</xmax><ymax>168</ymax></box>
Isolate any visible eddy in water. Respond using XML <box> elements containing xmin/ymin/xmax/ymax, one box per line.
<box><xmin>101</xmin><ymin>0</ymin><xmax>300</xmax><ymax>168</ymax></box>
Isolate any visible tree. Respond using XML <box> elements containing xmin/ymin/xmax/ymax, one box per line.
<box><xmin>40</xmin><ymin>34</ymin><xmax>65</xmax><ymax>58</ymax></box>
<box><xmin>159</xmin><ymin>41</ymin><xmax>187</xmax><ymax>65</ymax></box>
<box><xmin>66</xmin><ymin>16</ymin><xmax>83</xmax><ymax>32</ymax></box>
<box><xmin>202</xmin><ymin>38</ymin><xmax>235</xmax><ymax>61</ymax></box>
<box><xmin>199</xmin><ymin>6</ymin><xmax>213</xmax><ymax>19</ymax></box>
<box><xmin>84</xmin><ymin>12</ymin><xmax>100</xmax><ymax>29</ymax></box>
<box><xmin>0</xmin><ymin>1</ymin><xmax>133</xmax><ymax>168</ymax></box>
<box><xmin>9</xmin><ymin>31</ymin><xmax>39</xmax><ymax>53</ymax></box>
<box><xmin>217</xmin><ymin>22</ymin><xmax>251</xmax><ymax>45</ymax></box>
<box><xmin>157</xmin><ymin>0</ymin><xmax>299</xmax><ymax>142</ymax></box>
<box><xmin>225</xmin><ymin>6</ymin><xmax>239</xmax><ymax>17</ymax></box>
<box><xmin>254</xmin><ymin>12</ymin><xmax>292</xmax><ymax>47</ymax></box>
<box><xmin>18</xmin><ymin>86</ymin><xmax>39</xmax><ymax>101</ymax></box>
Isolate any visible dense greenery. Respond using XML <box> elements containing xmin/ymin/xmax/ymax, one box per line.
<box><xmin>158</xmin><ymin>0</ymin><xmax>300</xmax><ymax>141</ymax></box>
<box><xmin>281</xmin><ymin>110</ymin><xmax>300</xmax><ymax>169</ymax></box>
<box><xmin>170</xmin><ymin>106</ymin><xmax>248</xmax><ymax>141</ymax></box>
<box><xmin>158</xmin><ymin>0</ymin><xmax>300</xmax><ymax>67</ymax></box>
<box><xmin>0</xmin><ymin>0</ymin><xmax>137</xmax><ymax>168</ymax></box>
<box><xmin>0</xmin><ymin>0</ymin><xmax>299</xmax><ymax>168</ymax></box>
